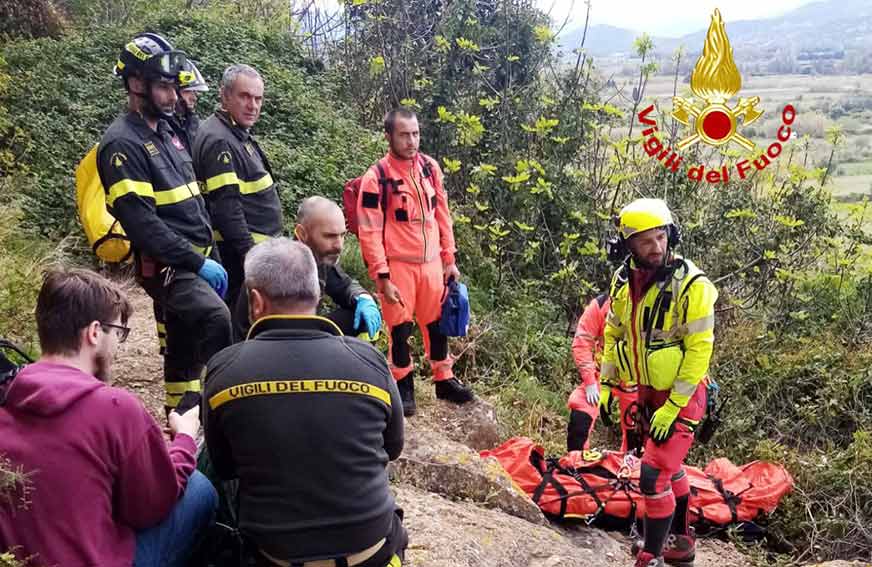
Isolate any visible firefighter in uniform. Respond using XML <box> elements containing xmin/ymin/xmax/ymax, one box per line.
<box><xmin>192</xmin><ymin>63</ymin><xmax>283</xmax><ymax>320</ymax></box>
<box><xmin>600</xmin><ymin>199</ymin><xmax>717</xmax><ymax>567</ymax></box>
<box><xmin>173</xmin><ymin>59</ymin><xmax>208</xmax><ymax>153</ymax></box>
<box><xmin>566</xmin><ymin>293</ymin><xmax>640</xmax><ymax>453</ymax></box>
<box><xmin>97</xmin><ymin>33</ymin><xmax>232</xmax><ymax>412</ymax></box>
<box><xmin>356</xmin><ymin>108</ymin><xmax>473</xmax><ymax>416</ymax></box>
<box><xmin>204</xmin><ymin>238</ymin><xmax>407</xmax><ymax>567</ymax></box>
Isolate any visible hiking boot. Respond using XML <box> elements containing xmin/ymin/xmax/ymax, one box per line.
<box><xmin>435</xmin><ymin>378</ymin><xmax>474</xmax><ymax>404</ymax></box>
<box><xmin>634</xmin><ymin>551</ymin><xmax>665</xmax><ymax>567</ymax></box>
<box><xmin>397</xmin><ymin>374</ymin><xmax>416</xmax><ymax>417</ymax></box>
<box><xmin>631</xmin><ymin>532</ymin><xmax>696</xmax><ymax>567</ymax></box>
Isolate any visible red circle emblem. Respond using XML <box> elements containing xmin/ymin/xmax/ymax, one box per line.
<box><xmin>702</xmin><ymin>110</ymin><xmax>732</xmax><ymax>140</ymax></box>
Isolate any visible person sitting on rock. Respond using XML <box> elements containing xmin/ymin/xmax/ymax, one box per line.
<box><xmin>203</xmin><ymin>238</ymin><xmax>407</xmax><ymax>566</ymax></box>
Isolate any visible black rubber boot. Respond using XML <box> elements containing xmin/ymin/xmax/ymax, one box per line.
<box><xmin>434</xmin><ymin>378</ymin><xmax>474</xmax><ymax>404</ymax></box>
<box><xmin>397</xmin><ymin>373</ymin><xmax>416</xmax><ymax>417</ymax></box>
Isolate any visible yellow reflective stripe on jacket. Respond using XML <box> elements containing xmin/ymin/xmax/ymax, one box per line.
<box><xmin>191</xmin><ymin>244</ymin><xmax>213</xmax><ymax>256</ymax></box>
<box><xmin>107</xmin><ymin>179</ymin><xmax>155</xmax><ymax>206</ymax></box>
<box><xmin>684</xmin><ymin>314</ymin><xmax>715</xmax><ymax>335</ymax></box>
<box><xmin>239</xmin><ymin>173</ymin><xmax>273</xmax><ymax>195</ymax></box>
<box><xmin>166</xmin><ymin>380</ymin><xmax>202</xmax><ymax>394</ymax></box>
<box><xmin>213</xmin><ymin>230</ymin><xmax>271</xmax><ymax>243</ymax></box>
<box><xmin>205</xmin><ymin>171</ymin><xmax>240</xmax><ymax>193</ymax></box>
<box><xmin>208</xmin><ymin>379</ymin><xmax>391</xmax><ymax>410</ymax></box>
<box><xmin>154</xmin><ymin>182</ymin><xmax>200</xmax><ymax>206</ymax></box>
<box><xmin>670</xmin><ymin>271</ymin><xmax>717</xmax><ymax>405</ymax></box>
<box><xmin>600</xmin><ymin>360</ymin><xmax>617</xmax><ymax>381</ymax></box>
<box><xmin>602</xmin><ymin>305</ymin><xmax>624</xmax><ymax>387</ymax></box>
<box><xmin>668</xmin><ymin>379</ymin><xmax>699</xmax><ymax>407</ymax></box>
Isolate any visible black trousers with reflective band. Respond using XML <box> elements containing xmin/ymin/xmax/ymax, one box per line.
<box><xmin>138</xmin><ymin>259</ymin><xmax>232</xmax><ymax>410</ymax></box>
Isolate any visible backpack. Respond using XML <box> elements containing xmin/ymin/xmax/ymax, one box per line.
<box><xmin>76</xmin><ymin>144</ymin><xmax>132</xmax><ymax>263</ymax></box>
<box><xmin>343</xmin><ymin>155</ymin><xmax>433</xmax><ymax>237</ymax></box>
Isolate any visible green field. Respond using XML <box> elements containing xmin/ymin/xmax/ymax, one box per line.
<box><xmin>628</xmin><ymin>73</ymin><xmax>872</xmax><ymax>204</ymax></box>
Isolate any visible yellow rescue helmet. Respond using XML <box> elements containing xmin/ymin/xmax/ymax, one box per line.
<box><xmin>618</xmin><ymin>198</ymin><xmax>674</xmax><ymax>240</ymax></box>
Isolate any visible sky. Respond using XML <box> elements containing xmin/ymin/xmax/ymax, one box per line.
<box><xmin>539</xmin><ymin>0</ymin><xmax>821</xmax><ymax>37</ymax></box>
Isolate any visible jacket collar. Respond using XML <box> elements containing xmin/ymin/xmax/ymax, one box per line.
<box><xmin>385</xmin><ymin>151</ymin><xmax>421</xmax><ymax>173</ymax></box>
<box><xmin>216</xmin><ymin>109</ymin><xmax>252</xmax><ymax>142</ymax></box>
<box><xmin>125</xmin><ymin>111</ymin><xmax>172</xmax><ymax>140</ymax></box>
<box><xmin>247</xmin><ymin>315</ymin><xmax>343</xmax><ymax>340</ymax></box>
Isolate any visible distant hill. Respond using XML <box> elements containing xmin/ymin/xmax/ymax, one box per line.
<box><xmin>559</xmin><ymin>0</ymin><xmax>872</xmax><ymax>74</ymax></box>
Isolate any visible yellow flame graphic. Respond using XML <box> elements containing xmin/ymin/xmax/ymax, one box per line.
<box><xmin>690</xmin><ymin>9</ymin><xmax>741</xmax><ymax>103</ymax></box>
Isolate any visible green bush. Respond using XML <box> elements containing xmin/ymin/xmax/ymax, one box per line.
<box><xmin>692</xmin><ymin>318</ymin><xmax>872</xmax><ymax>562</ymax></box>
<box><xmin>0</xmin><ymin>6</ymin><xmax>381</xmax><ymax>241</ymax></box>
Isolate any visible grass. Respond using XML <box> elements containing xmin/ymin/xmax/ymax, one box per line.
<box><xmin>831</xmin><ymin>175</ymin><xmax>872</xmax><ymax>199</ymax></box>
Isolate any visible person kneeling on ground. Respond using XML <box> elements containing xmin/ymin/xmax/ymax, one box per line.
<box><xmin>230</xmin><ymin>196</ymin><xmax>383</xmax><ymax>342</ymax></box>
<box><xmin>0</xmin><ymin>268</ymin><xmax>216</xmax><ymax>567</ymax></box>
<box><xmin>295</xmin><ymin>195</ymin><xmax>381</xmax><ymax>339</ymax></box>
<box><xmin>204</xmin><ymin>238</ymin><xmax>407</xmax><ymax>567</ymax></box>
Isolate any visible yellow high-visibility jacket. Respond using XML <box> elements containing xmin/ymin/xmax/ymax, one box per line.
<box><xmin>601</xmin><ymin>257</ymin><xmax>718</xmax><ymax>408</ymax></box>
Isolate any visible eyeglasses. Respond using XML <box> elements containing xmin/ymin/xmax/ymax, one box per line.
<box><xmin>100</xmin><ymin>322</ymin><xmax>131</xmax><ymax>343</ymax></box>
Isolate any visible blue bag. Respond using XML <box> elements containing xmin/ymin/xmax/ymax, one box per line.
<box><xmin>439</xmin><ymin>280</ymin><xmax>470</xmax><ymax>337</ymax></box>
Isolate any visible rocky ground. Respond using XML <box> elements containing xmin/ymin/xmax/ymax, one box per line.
<box><xmin>114</xmin><ymin>285</ymin><xmax>866</xmax><ymax>567</ymax></box>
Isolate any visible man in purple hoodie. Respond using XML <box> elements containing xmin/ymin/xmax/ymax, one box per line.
<box><xmin>0</xmin><ymin>268</ymin><xmax>217</xmax><ymax>567</ymax></box>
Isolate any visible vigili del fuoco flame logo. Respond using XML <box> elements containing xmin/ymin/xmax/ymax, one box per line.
<box><xmin>638</xmin><ymin>9</ymin><xmax>797</xmax><ymax>185</ymax></box>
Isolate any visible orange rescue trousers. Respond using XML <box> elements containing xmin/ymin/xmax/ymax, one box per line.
<box><xmin>380</xmin><ymin>259</ymin><xmax>453</xmax><ymax>382</ymax></box>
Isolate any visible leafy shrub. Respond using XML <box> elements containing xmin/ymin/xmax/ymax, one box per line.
<box><xmin>0</xmin><ymin>6</ymin><xmax>381</xmax><ymax>241</ymax></box>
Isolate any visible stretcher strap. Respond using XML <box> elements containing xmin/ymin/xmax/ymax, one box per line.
<box><xmin>707</xmin><ymin>475</ymin><xmax>754</xmax><ymax>524</ymax></box>
<box><xmin>531</xmin><ymin>469</ymin><xmax>569</xmax><ymax>518</ymax></box>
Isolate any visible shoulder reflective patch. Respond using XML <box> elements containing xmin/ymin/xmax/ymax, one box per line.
<box><xmin>208</xmin><ymin>379</ymin><xmax>392</xmax><ymax>410</ymax></box>
<box><xmin>362</xmin><ymin>192</ymin><xmax>380</xmax><ymax>209</ymax></box>
<box><xmin>217</xmin><ymin>150</ymin><xmax>232</xmax><ymax>165</ymax></box>
<box><xmin>111</xmin><ymin>152</ymin><xmax>128</xmax><ymax>168</ymax></box>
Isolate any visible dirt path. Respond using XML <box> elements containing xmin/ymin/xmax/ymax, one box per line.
<box><xmin>113</xmin><ymin>282</ymin><xmax>164</xmax><ymax>420</ymax></box>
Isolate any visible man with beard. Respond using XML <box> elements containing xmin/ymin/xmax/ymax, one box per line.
<box><xmin>193</xmin><ymin>64</ymin><xmax>283</xmax><ymax>317</ymax></box>
<box><xmin>173</xmin><ymin>59</ymin><xmax>208</xmax><ymax>152</ymax></box>
<box><xmin>230</xmin><ymin>197</ymin><xmax>382</xmax><ymax>341</ymax></box>
<box><xmin>355</xmin><ymin>108</ymin><xmax>473</xmax><ymax>416</ymax></box>
<box><xmin>599</xmin><ymin>199</ymin><xmax>718</xmax><ymax>567</ymax></box>
<box><xmin>295</xmin><ymin>196</ymin><xmax>381</xmax><ymax>338</ymax></box>
<box><xmin>97</xmin><ymin>33</ymin><xmax>232</xmax><ymax>413</ymax></box>
<box><xmin>0</xmin><ymin>268</ymin><xmax>216</xmax><ymax>567</ymax></box>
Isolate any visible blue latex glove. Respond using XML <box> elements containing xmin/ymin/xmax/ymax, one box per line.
<box><xmin>650</xmin><ymin>401</ymin><xmax>682</xmax><ymax>441</ymax></box>
<box><xmin>198</xmin><ymin>258</ymin><xmax>228</xmax><ymax>299</ymax></box>
<box><xmin>353</xmin><ymin>294</ymin><xmax>382</xmax><ymax>339</ymax></box>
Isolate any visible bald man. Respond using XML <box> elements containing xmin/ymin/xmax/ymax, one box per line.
<box><xmin>231</xmin><ymin>197</ymin><xmax>381</xmax><ymax>341</ymax></box>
